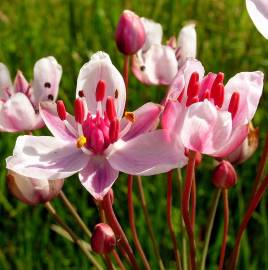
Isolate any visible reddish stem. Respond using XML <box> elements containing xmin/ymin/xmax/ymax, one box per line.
<box><xmin>182</xmin><ymin>150</ymin><xmax>197</xmax><ymax>270</ymax></box>
<box><xmin>128</xmin><ymin>175</ymin><xmax>151</xmax><ymax>270</ymax></box>
<box><xmin>112</xmin><ymin>250</ymin><xmax>126</xmax><ymax>270</ymax></box>
<box><xmin>218</xmin><ymin>189</ymin><xmax>229</xmax><ymax>270</ymax></box>
<box><xmin>191</xmin><ymin>174</ymin><xmax>196</xmax><ymax>229</ymax></box>
<box><xmin>229</xmin><ymin>174</ymin><xmax>268</xmax><ymax>269</ymax></box>
<box><xmin>167</xmin><ymin>170</ymin><xmax>183</xmax><ymax>270</ymax></box>
<box><xmin>104</xmin><ymin>254</ymin><xmax>114</xmax><ymax>270</ymax></box>
<box><xmin>102</xmin><ymin>192</ymin><xmax>140</xmax><ymax>270</ymax></box>
<box><xmin>123</xmin><ymin>55</ymin><xmax>129</xmax><ymax>89</ymax></box>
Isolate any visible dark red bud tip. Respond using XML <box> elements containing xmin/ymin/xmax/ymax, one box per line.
<box><xmin>57</xmin><ymin>100</ymin><xmax>67</xmax><ymax>121</ymax></box>
<box><xmin>212</xmin><ymin>160</ymin><xmax>237</xmax><ymax>189</ymax></box>
<box><xmin>91</xmin><ymin>223</ymin><xmax>116</xmax><ymax>254</ymax></box>
<box><xmin>106</xmin><ymin>97</ymin><xmax>116</xmax><ymax>121</ymax></box>
<box><xmin>228</xmin><ymin>92</ymin><xmax>240</xmax><ymax>119</ymax></box>
<box><xmin>214</xmin><ymin>83</ymin><xmax>225</xmax><ymax>108</ymax></box>
<box><xmin>96</xmin><ymin>80</ymin><xmax>106</xmax><ymax>102</ymax></box>
<box><xmin>78</xmin><ymin>90</ymin><xmax>85</xmax><ymax>97</ymax></box>
<box><xmin>115</xmin><ymin>10</ymin><xmax>145</xmax><ymax>55</ymax></box>
<box><xmin>74</xmin><ymin>98</ymin><xmax>85</xmax><ymax>124</ymax></box>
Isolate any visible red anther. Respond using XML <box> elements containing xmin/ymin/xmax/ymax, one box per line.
<box><xmin>201</xmin><ymin>89</ymin><xmax>210</xmax><ymax>101</ymax></box>
<box><xmin>57</xmin><ymin>100</ymin><xmax>67</xmax><ymax>120</ymax></box>
<box><xmin>78</xmin><ymin>90</ymin><xmax>85</xmax><ymax>97</ymax></box>
<box><xmin>214</xmin><ymin>83</ymin><xmax>224</xmax><ymax>108</ymax></box>
<box><xmin>177</xmin><ymin>88</ymin><xmax>185</xmax><ymax>103</ymax></box>
<box><xmin>96</xmin><ymin>80</ymin><xmax>106</xmax><ymax>102</ymax></box>
<box><xmin>228</xmin><ymin>92</ymin><xmax>240</xmax><ymax>119</ymax></box>
<box><xmin>106</xmin><ymin>97</ymin><xmax>116</xmax><ymax>121</ymax></box>
<box><xmin>187</xmin><ymin>72</ymin><xmax>199</xmax><ymax>98</ymax></box>
<box><xmin>74</xmin><ymin>98</ymin><xmax>85</xmax><ymax>124</ymax></box>
<box><xmin>186</xmin><ymin>96</ymin><xmax>199</xmax><ymax>107</ymax></box>
<box><xmin>91</xmin><ymin>128</ymin><xmax>105</xmax><ymax>153</ymax></box>
<box><xmin>109</xmin><ymin>118</ymin><xmax>119</xmax><ymax>143</ymax></box>
<box><xmin>210</xmin><ymin>72</ymin><xmax>224</xmax><ymax>99</ymax></box>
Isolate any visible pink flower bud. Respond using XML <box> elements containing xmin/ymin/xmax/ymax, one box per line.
<box><xmin>212</xmin><ymin>161</ymin><xmax>237</xmax><ymax>189</ymax></box>
<box><xmin>91</xmin><ymin>223</ymin><xmax>116</xmax><ymax>254</ymax></box>
<box><xmin>7</xmin><ymin>170</ymin><xmax>64</xmax><ymax>205</ymax></box>
<box><xmin>225</xmin><ymin>123</ymin><xmax>259</xmax><ymax>165</ymax></box>
<box><xmin>115</xmin><ymin>10</ymin><xmax>145</xmax><ymax>55</ymax></box>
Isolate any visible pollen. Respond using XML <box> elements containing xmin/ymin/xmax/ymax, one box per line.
<box><xmin>124</xmin><ymin>111</ymin><xmax>135</xmax><ymax>122</ymax></box>
<box><xmin>76</xmin><ymin>135</ymin><xmax>87</xmax><ymax>148</ymax></box>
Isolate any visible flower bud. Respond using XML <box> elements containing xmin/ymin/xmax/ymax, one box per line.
<box><xmin>91</xmin><ymin>223</ymin><xmax>116</xmax><ymax>254</ymax></box>
<box><xmin>7</xmin><ymin>171</ymin><xmax>64</xmax><ymax>205</ymax></box>
<box><xmin>225</xmin><ymin>123</ymin><xmax>259</xmax><ymax>165</ymax></box>
<box><xmin>115</xmin><ymin>10</ymin><xmax>145</xmax><ymax>55</ymax></box>
<box><xmin>212</xmin><ymin>161</ymin><xmax>237</xmax><ymax>189</ymax></box>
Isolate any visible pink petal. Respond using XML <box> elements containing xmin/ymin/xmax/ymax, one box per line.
<box><xmin>165</xmin><ymin>58</ymin><xmax>205</xmax><ymax>102</ymax></box>
<box><xmin>213</xmin><ymin>125</ymin><xmax>249</xmax><ymax>157</ymax></box>
<box><xmin>0</xmin><ymin>93</ymin><xmax>44</xmax><ymax>132</ymax></box>
<box><xmin>121</xmin><ymin>102</ymin><xmax>162</xmax><ymax>141</ymax></box>
<box><xmin>6</xmin><ymin>135</ymin><xmax>89</xmax><ymax>180</ymax></box>
<box><xmin>223</xmin><ymin>71</ymin><xmax>264</xmax><ymax>127</ymax></box>
<box><xmin>0</xmin><ymin>63</ymin><xmax>13</xmax><ymax>99</ymax></box>
<box><xmin>199</xmin><ymin>72</ymin><xmax>217</xmax><ymax>98</ymax></box>
<box><xmin>108</xmin><ymin>130</ymin><xmax>187</xmax><ymax>175</ymax></box>
<box><xmin>76</xmin><ymin>52</ymin><xmax>126</xmax><ymax>119</ymax></box>
<box><xmin>31</xmin><ymin>56</ymin><xmax>62</xmax><ymax>106</ymax></box>
<box><xmin>140</xmin><ymin>17</ymin><xmax>163</xmax><ymax>51</ymax></box>
<box><xmin>40</xmin><ymin>102</ymin><xmax>77</xmax><ymax>142</ymax></box>
<box><xmin>79</xmin><ymin>156</ymin><xmax>119</xmax><ymax>200</ymax></box>
<box><xmin>14</xmin><ymin>71</ymin><xmax>29</xmax><ymax>94</ymax></box>
<box><xmin>132</xmin><ymin>44</ymin><xmax>177</xmax><ymax>85</ymax></box>
<box><xmin>180</xmin><ymin>100</ymin><xmax>232</xmax><ymax>154</ymax></box>
<box><xmin>177</xmin><ymin>23</ymin><xmax>197</xmax><ymax>67</ymax></box>
<box><xmin>246</xmin><ymin>0</ymin><xmax>268</xmax><ymax>39</ymax></box>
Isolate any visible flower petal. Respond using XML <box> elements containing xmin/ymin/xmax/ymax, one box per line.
<box><xmin>6</xmin><ymin>135</ymin><xmax>89</xmax><ymax>180</ymax></box>
<box><xmin>0</xmin><ymin>93</ymin><xmax>43</xmax><ymax>132</ymax></box>
<box><xmin>246</xmin><ymin>0</ymin><xmax>268</xmax><ymax>39</ymax></box>
<box><xmin>31</xmin><ymin>56</ymin><xmax>62</xmax><ymax>106</ymax></box>
<box><xmin>180</xmin><ymin>100</ymin><xmax>232</xmax><ymax>154</ymax></box>
<box><xmin>108</xmin><ymin>130</ymin><xmax>187</xmax><ymax>175</ymax></box>
<box><xmin>121</xmin><ymin>102</ymin><xmax>162</xmax><ymax>141</ymax></box>
<box><xmin>79</xmin><ymin>156</ymin><xmax>119</xmax><ymax>200</ymax></box>
<box><xmin>40</xmin><ymin>102</ymin><xmax>77</xmax><ymax>142</ymax></box>
<box><xmin>141</xmin><ymin>17</ymin><xmax>163</xmax><ymax>51</ymax></box>
<box><xmin>165</xmin><ymin>58</ymin><xmax>205</xmax><ymax>103</ymax></box>
<box><xmin>177</xmin><ymin>23</ymin><xmax>197</xmax><ymax>67</ymax></box>
<box><xmin>132</xmin><ymin>44</ymin><xmax>177</xmax><ymax>85</ymax></box>
<box><xmin>0</xmin><ymin>62</ymin><xmax>13</xmax><ymax>99</ymax></box>
<box><xmin>76</xmin><ymin>52</ymin><xmax>126</xmax><ymax>119</ymax></box>
<box><xmin>223</xmin><ymin>71</ymin><xmax>264</xmax><ymax>127</ymax></box>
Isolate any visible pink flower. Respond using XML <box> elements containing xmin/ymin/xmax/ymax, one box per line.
<box><xmin>132</xmin><ymin>18</ymin><xmax>197</xmax><ymax>85</ymax></box>
<box><xmin>162</xmin><ymin>59</ymin><xmax>264</xmax><ymax>157</ymax></box>
<box><xmin>0</xmin><ymin>57</ymin><xmax>62</xmax><ymax>132</ymax></box>
<box><xmin>246</xmin><ymin>0</ymin><xmax>268</xmax><ymax>39</ymax></box>
<box><xmin>6</xmin><ymin>52</ymin><xmax>186</xmax><ymax>200</ymax></box>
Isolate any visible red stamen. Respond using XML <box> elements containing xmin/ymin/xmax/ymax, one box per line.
<box><xmin>201</xmin><ymin>89</ymin><xmax>210</xmax><ymax>101</ymax></box>
<box><xmin>186</xmin><ymin>96</ymin><xmax>199</xmax><ymax>107</ymax></box>
<box><xmin>106</xmin><ymin>97</ymin><xmax>116</xmax><ymax>121</ymax></box>
<box><xmin>228</xmin><ymin>92</ymin><xmax>240</xmax><ymax>119</ymax></box>
<box><xmin>57</xmin><ymin>100</ymin><xmax>67</xmax><ymax>120</ymax></box>
<box><xmin>187</xmin><ymin>72</ymin><xmax>199</xmax><ymax>98</ymax></box>
<box><xmin>109</xmin><ymin>118</ymin><xmax>119</xmax><ymax>143</ymax></box>
<box><xmin>210</xmin><ymin>72</ymin><xmax>224</xmax><ymax>99</ymax></box>
<box><xmin>74</xmin><ymin>98</ymin><xmax>85</xmax><ymax>124</ymax></box>
<box><xmin>177</xmin><ymin>88</ymin><xmax>185</xmax><ymax>103</ymax></box>
<box><xmin>96</xmin><ymin>80</ymin><xmax>106</xmax><ymax>102</ymax></box>
<box><xmin>214</xmin><ymin>83</ymin><xmax>224</xmax><ymax>108</ymax></box>
<box><xmin>78</xmin><ymin>90</ymin><xmax>85</xmax><ymax>97</ymax></box>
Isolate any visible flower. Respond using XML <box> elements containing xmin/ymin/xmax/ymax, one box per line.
<box><xmin>132</xmin><ymin>18</ymin><xmax>197</xmax><ymax>85</ymax></box>
<box><xmin>7</xmin><ymin>170</ymin><xmax>64</xmax><ymax>205</ymax></box>
<box><xmin>0</xmin><ymin>57</ymin><xmax>62</xmax><ymax>132</ymax></box>
<box><xmin>246</xmin><ymin>0</ymin><xmax>268</xmax><ymax>39</ymax></box>
<box><xmin>6</xmin><ymin>52</ymin><xmax>186</xmax><ymax>200</ymax></box>
<box><xmin>115</xmin><ymin>10</ymin><xmax>145</xmax><ymax>55</ymax></box>
<box><xmin>162</xmin><ymin>58</ymin><xmax>264</xmax><ymax>157</ymax></box>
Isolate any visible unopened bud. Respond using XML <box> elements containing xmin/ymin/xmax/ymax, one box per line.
<box><xmin>212</xmin><ymin>161</ymin><xmax>237</xmax><ymax>189</ymax></box>
<box><xmin>115</xmin><ymin>10</ymin><xmax>145</xmax><ymax>55</ymax></box>
<box><xmin>91</xmin><ymin>223</ymin><xmax>116</xmax><ymax>254</ymax></box>
<box><xmin>7</xmin><ymin>171</ymin><xmax>64</xmax><ymax>205</ymax></box>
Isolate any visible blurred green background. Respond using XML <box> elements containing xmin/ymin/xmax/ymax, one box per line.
<box><xmin>0</xmin><ymin>0</ymin><xmax>267</xmax><ymax>269</ymax></box>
